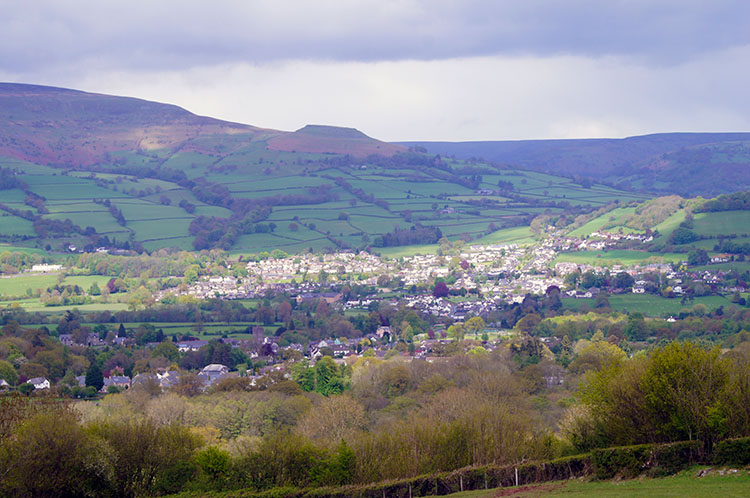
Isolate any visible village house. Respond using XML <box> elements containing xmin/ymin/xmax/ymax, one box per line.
<box><xmin>103</xmin><ymin>375</ymin><xmax>131</xmax><ymax>391</ymax></box>
<box><xmin>27</xmin><ymin>377</ymin><xmax>50</xmax><ymax>390</ymax></box>
<box><xmin>199</xmin><ymin>364</ymin><xmax>231</xmax><ymax>386</ymax></box>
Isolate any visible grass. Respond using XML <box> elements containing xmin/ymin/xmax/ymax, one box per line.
<box><xmin>568</xmin><ymin>207</ymin><xmax>638</xmax><ymax>237</ymax></box>
<box><xmin>691</xmin><ymin>261</ymin><xmax>750</xmax><ymax>272</ymax></box>
<box><xmin>0</xmin><ymin>274</ymin><xmax>110</xmax><ymax>298</ymax></box>
<box><xmin>472</xmin><ymin>226</ymin><xmax>535</xmax><ymax>246</ymax></box>
<box><xmin>0</xmin><ymin>301</ymin><xmax>130</xmax><ymax>313</ymax></box>
<box><xmin>7</xmin><ymin>149</ymin><xmax>657</xmax><ymax>254</ymax></box>
<box><xmin>555</xmin><ymin>250</ymin><xmax>685</xmax><ymax>266</ymax></box>
<box><xmin>377</xmin><ymin>244</ymin><xmax>439</xmax><ymax>258</ymax></box>
<box><xmin>0</xmin><ymin>245</ymin><xmax>48</xmax><ymax>255</ymax></box>
<box><xmin>563</xmin><ymin>294</ymin><xmax>732</xmax><ymax>317</ymax></box>
<box><xmin>445</xmin><ymin>468</ymin><xmax>750</xmax><ymax>497</ymax></box>
<box><xmin>692</xmin><ymin>211</ymin><xmax>750</xmax><ymax>237</ymax></box>
<box><xmin>0</xmin><ymin>275</ymin><xmax>58</xmax><ymax>296</ymax></box>
<box><xmin>0</xmin><ymin>213</ymin><xmax>36</xmax><ymax>236</ymax></box>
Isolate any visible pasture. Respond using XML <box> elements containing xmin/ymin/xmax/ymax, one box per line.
<box><xmin>555</xmin><ymin>250</ymin><xmax>684</xmax><ymax>266</ymax></box>
<box><xmin>0</xmin><ymin>212</ymin><xmax>36</xmax><ymax>236</ymax></box>
<box><xmin>563</xmin><ymin>294</ymin><xmax>731</xmax><ymax>317</ymax></box>
<box><xmin>4</xmin><ymin>147</ymin><xmax>654</xmax><ymax>254</ymax></box>
<box><xmin>692</xmin><ymin>211</ymin><xmax>750</xmax><ymax>237</ymax></box>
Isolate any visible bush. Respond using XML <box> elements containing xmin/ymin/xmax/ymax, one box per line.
<box><xmin>713</xmin><ymin>437</ymin><xmax>750</xmax><ymax>465</ymax></box>
<box><xmin>591</xmin><ymin>441</ymin><xmax>700</xmax><ymax>480</ymax></box>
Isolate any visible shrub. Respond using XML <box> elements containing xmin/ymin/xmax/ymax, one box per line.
<box><xmin>591</xmin><ymin>441</ymin><xmax>700</xmax><ymax>480</ymax></box>
<box><xmin>713</xmin><ymin>437</ymin><xmax>750</xmax><ymax>466</ymax></box>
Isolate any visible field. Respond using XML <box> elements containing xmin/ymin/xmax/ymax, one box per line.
<box><xmin>376</xmin><ymin>244</ymin><xmax>439</xmax><ymax>258</ymax></box>
<box><xmin>563</xmin><ymin>294</ymin><xmax>732</xmax><ymax>317</ymax></box>
<box><xmin>568</xmin><ymin>207</ymin><xmax>639</xmax><ymax>238</ymax></box>
<box><xmin>0</xmin><ymin>244</ymin><xmax>47</xmax><ymax>255</ymax></box>
<box><xmin>446</xmin><ymin>468</ymin><xmax>750</xmax><ymax>497</ymax></box>
<box><xmin>1</xmin><ymin>142</ymin><xmax>650</xmax><ymax>254</ymax></box>
<box><xmin>692</xmin><ymin>211</ymin><xmax>750</xmax><ymax>237</ymax></box>
<box><xmin>68</xmin><ymin>322</ymin><xmax>277</xmax><ymax>339</ymax></box>
<box><xmin>555</xmin><ymin>250</ymin><xmax>684</xmax><ymax>266</ymax></box>
<box><xmin>471</xmin><ymin>226</ymin><xmax>535</xmax><ymax>246</ymax></box>
<box><xmin>0</xmin><ymin>300</ymin><xmax>130</xmax><ymax>313</ymax></box>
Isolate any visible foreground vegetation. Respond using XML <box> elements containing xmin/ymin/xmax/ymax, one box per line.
<box><xmin>1</xmin><ymin>340</ymin><xmax>749</xmax><ymax>497</ymax></box>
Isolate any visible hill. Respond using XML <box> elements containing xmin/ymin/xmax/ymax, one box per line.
<box><xmin>0</xmin><ymin>83</ymin><xmax>403</xmax><ymax>167</ymax></box>
<box><xmin>0</xmin><ymin>83</ymin><xmax>649</xmax><ymax>254</ymax></box>
<box><xmin>400</xmin><ymin>133</ymin><xmax>750</xmax><ymax>196</ymax></box>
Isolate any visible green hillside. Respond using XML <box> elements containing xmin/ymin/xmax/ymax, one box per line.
<box><xmin>402</xmin><ymin>133</ymin><xmax>750</xmax><ymax>196</ymax></box>
<box><xmin>0</xmin><ymin>150</ymin><xmax>648</xmax><ymax>253</ymax></box>
<box><xmin>0</xmin><ymin>84</ymin><xmax>652</xmax><ymax>254</ymax></box>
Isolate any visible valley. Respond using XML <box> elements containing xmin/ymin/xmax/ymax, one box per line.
<box><xmin>1</xmin><ymin>84</ymin><xmax>750</xmax><ymax>498</ymax></box>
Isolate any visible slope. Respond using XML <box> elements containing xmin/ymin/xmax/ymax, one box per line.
<box><xmin>400</xmin><ymin>133</ymin><xmax>750</xmax><ymax>196</ymax></box>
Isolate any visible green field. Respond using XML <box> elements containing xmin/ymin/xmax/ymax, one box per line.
<box><xmin>653</xmin><ymin>209</ymin><xmax>688</xmax><ymax>239</ymax></box>
<box><xmin>0</xmin><ymin>245</ymin><xmax>48</xmax><ymax>255</ymax></box>
<box><xmin>377</xmin><ymin>244</ymin><xmax>439</xmax><ymax>258</ymax></box>
<box><xmin>568</xmin><ymin>207</ymin><xmax>638</xmax><ymax>237</ymax></box>
<box><xmin>692</xmin><ymin>211</ymin><xmax>750</xmax><ymax>237</ymax></box>
<box><xmin>691</xmin><ymin>261</ymin><xmax>750</xmax><ymax>272</ymax></box>
<box><xmin>472</xmin><ymin>226</ymin><xmax>535</xmax><ymax>246</ymax></box>
<box><xmin>3</xmin><ymin>138</ymin><xmax>652</xmax><ymax>254</ymax></box>
<box><xmin>446</xmin><ymin>468</ymin><xmax>750</xmax><ymax>497</ymax></box>
<box><xmin>555</xmin><ymin>250</ymin><xmax>685</xmax><ymax>266</ymax></box>
<box><xmin>0</xmin><ymin>301</ymin><xmax>130</xmax><ymax>313</ymax></box>
<box><xmin>0</xmin><ymin>212</ymin><xmax>36</xmax><ymax>236</ymax></box>
<box><xmin>0</xmin><ymin>274</ymin><xmax>111</xmax><ymax>298</ymax></box>
<box><xmin>563</xmin><ymin>294</ymin><xmax>732</xmax><ymax>317</ymax></box>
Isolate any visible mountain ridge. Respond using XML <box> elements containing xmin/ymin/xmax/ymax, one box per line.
<box><xmin>399</xmin><ymin>133</ymin><xmax>750</xmax><ymax>196</ymax></box>
<box><xmin>0</xmin><ymin>82</ymin><xmax>403</xmax><ymax>167</ymax></box>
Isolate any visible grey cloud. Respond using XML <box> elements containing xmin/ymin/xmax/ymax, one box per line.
<box><xmin>1</xmin><ymin>0</ymin><xmax>749</xmax><ymax>74</ymax></box>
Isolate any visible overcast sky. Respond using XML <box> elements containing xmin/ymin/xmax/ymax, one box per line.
<box><xmin>2</xmin><ymin>0</ymin><xmax>749</xmax><ymax>141</ymax></box>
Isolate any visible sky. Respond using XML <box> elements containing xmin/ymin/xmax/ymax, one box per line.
<box><xmin>2</xmin><ymin>0</ymin><xmax>749</xmax><ymax>141</ymax></box>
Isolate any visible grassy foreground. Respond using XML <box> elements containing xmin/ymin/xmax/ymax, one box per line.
<box><xmin>445</xmin><ymin>468</ymin><xmax>750</xmax><ymax>497</ymax></box>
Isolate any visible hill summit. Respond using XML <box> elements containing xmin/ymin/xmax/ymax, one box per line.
<box><xmin>0</xmin><ymin>83</ymin><xmax>403</xmax><ymax>166</ymax></box>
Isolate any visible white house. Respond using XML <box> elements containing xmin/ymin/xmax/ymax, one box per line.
<box><xmin>30</xmin><ymin>264</ymin><xmax>63</xmax><ymax>273</ymax></box>
<box><xmin>27</xmin><ymin>377</ymin><xmax>50</xmax><ymax>390</ymax></box>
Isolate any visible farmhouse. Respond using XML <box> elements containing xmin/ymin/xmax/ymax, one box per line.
<box><xmin>27</xmin><ymin>377</ymin><xmax>50</xmax><ymax>390</ymax></box>
<box><xmin>30</xmin><ymin>264</ymin><xmax>63</xmax><ymax>273</ymax></box>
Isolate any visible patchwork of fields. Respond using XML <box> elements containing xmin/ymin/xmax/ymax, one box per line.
<box><xmin>1</xmin><ymin>145</ymin><xmax>650</xmax><ymax>254</ymax></box>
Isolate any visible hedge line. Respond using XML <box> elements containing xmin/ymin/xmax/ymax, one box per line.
<box><xmin>591</xmin><ymin>441</ymin><xmax>702</xmax><ymax>480</ymax></box>
<box><xmin>172</xmin><ymin>454</ymin><xmax>592</xmax><ymax>498</ymax></box>
<box><xmin>713</xmin><ymin>437</ymin><xmax>750</xmax><ymax>466</ymax></box>
<box><xmin>172</xmin><ymin>439</ymin><xmax>729</xmax><ymax>498</ymax></box>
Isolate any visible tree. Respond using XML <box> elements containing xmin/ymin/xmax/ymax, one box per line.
<box><xmin>297</xmin><ymin>395</ymin><xmax>366</xmax><ymax>444</ymax></box>
<box><xmin>614</xmin><ymin>272</ymin><xmax>635</xmax><ymax>289</ymax></box>
<box><xmin>446</xmin><ymin>323</ymin><xmax>466</xmax><ymax>341</ymax></box>
<box><xmin>0</xmin><ymin>411</ymin><xmax>113</xmax><ymax>497</ymax></box>
<box><xmin>152</xmin><ymin>341</ymin><xmax>180</xmax><ymax>363</ymax></box>
<box><xmin>314</xmin><ymin>356</ymin><xmax>344</xmax><ymax>396</ymax></box>
<box><xmin>0</xmin><ymin>360</ymin><xmax>18</xmax><ymax>385</ymax></box>
<box><xmin>194</xmin><ymin>446</ymin><xmax>231</xmax><ymax>488</ymax></box>
<box><xmin>624</xmin><ymin>312</ymin><xmax>648</xmax><ymax>341</ymax></box>
<box><xmin>433</xmin><ymin>281</ymin><xmax>449</xmax><ymax>298</ymax></box>
<box><xmin>87</xmin><ymin>419</ymin><xmax>202</xmax><ymax>497</ymax></box>
<box><xmin>687</xmin><ymin>248</ymin><xmax>710</xmax><ymax>266</ymax></box>
<box><xmin>465</xmin><ymin>316</ymin><xmax>485</xmax><ymax>335</ymax></box>
<box><xmin>569</xmin><ymin>341</ymin><xmax>626</xmax><ymax>374</ymax></box>
<box><xmin>310</xmin><ymin>440</ymin><xmax>356</xmax><ymax>486</ymax></box>
<box><xmin>85</xmin><ymin>361</ymin><xmax>104</xmax><ymax>391</ymax></box>
<box><xmin>571</xmin><ymin>342</ymin><xmax>731</xmax><ymax>451</ymax></box>
<box><xmin>641</xmin><ymin>342</ymin><xmax>728</xmax><ymax>445</ymax></box>
<box><xmin>88</xmin><ymin>281</ymin><xmax>101</xmax><ymax>296</ymax></box>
